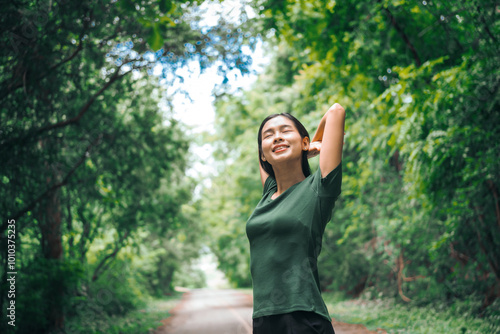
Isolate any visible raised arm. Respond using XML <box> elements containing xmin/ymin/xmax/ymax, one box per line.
<box><xmin>311</xmin><ymin>103</ymin><xmax>346</xmax><ymax>177</ymax></box>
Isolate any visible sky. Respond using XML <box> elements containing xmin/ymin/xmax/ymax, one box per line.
<box><xmin>171</xmin><ymin>0</ymin><xmax>264</xmax><ymax>132</ymax></box>
<box><xmin>169</xmin><ymin>54</ymin><xmax>267</xmax><ymax>187</ymax></box>
<box><xmin>162</xmin><ymin>0</ymin><xmax>270</xmax><ymax>187</ymax></box>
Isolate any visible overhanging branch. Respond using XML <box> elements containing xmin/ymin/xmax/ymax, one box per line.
<box><xmin>1</xmin><ymin>134</ymin><xmax>103</xmax><ymax>235</ymax></box>
<box><xmin>383</xmin><ymin>7</ymin><xmax>422</xmax><ymax>67</ymax></box>
<box><xmin>91</xmin><ymin>231</ymin><xmax>129</xmax><ymax>282</ymax></box>
<box><xmin>1</xmin><ymin>42</ymin><xmax>84</xmax><ymax>102</ymax></box>
<box><xmin>0</xmin><ymin>67</ymin><xmax>127</xmax><ymax>152</ymax></box>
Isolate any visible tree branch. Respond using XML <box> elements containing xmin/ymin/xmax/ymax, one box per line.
<box><xmin>486</xmin><ymin>180</ymin><xmax>500</xmax><ymax>229</ymax></box>
<box><xmin>383</xmin><ymin>7</ymin><xmax>422</xmax><ymax>67</ymax></box>
<box><xmin>474</xmin><ymin>208</ymin><xmax>500</xmax><ymax>282</ymax></box>
<box><xmin>77</xmin><ymin>206</ymin><xmax>103</xmax><ymax>263</ymax></box>
<box><xmin>477</xmin><ymin>4</ymin><xmax>497</xmax><ymax>43</ymax></box>
<box><xmin>36</xmin><ymin>69</ymin><xmax>124</xmax><ymax>133</ymax></box>
<box><xmin>0</xmin><ymin>67</ymin><xmax>126</xmax><ymax>151</ymax></box>
<box><xmin>397</xmin><ymin>250</ymin><xmax>411</xmax><ymax>302</ymax></box>
<box><xmin>0</xmin><ymin>3</ymin><xmax>96</xmax><ymax>102</ymax></box>
<box><xmin>50</xmin><ymin>42</ymin><xmax>84</xmax><ymax>73</ymax></box>
<box><xmin>67</xmin><ymin>190</ymin><xmax>74</xmax><ymax>257</ymax></box>
<box><xmin>418</xmin><ymin>8</ymin><xmax>467</xmax><ymax>38</ymax></box>
<box><xmin>1</xmin><ymin>134</ymin><xmax>103</xmax><ymax>235</ymax></box>
<box><xmin>77</xmin><ymin>206</ymin><xmax>91</xmax><ymax>263</ymax></box>
<box><xmin>1</xmin><ymin>42</ymin><xmax>84</xmax><ymax>102</ymax></box>
<box><xmin>91</xmin><ymin>231</ymin><xmax>129</xmax><ymax>282</ymax></box>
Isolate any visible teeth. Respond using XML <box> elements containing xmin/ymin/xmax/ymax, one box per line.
<box><xmin>274</xmin><ymin>146</ymin><xmax>287</xmax><ymax>152</ymax></box>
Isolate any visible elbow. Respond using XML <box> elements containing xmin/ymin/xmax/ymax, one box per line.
<box><xmin>327</xmin><ymin>103</ymin><xmax>346</xmax><ymax>119</ymax></box>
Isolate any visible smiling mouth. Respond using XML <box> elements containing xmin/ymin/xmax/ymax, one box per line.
<box><xmin>273</xmin><ymin>145</ymin><xmax>289</xmax><ymax>153</ymax></box>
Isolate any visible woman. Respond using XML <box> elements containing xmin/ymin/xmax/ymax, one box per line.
<box><xmin>246</xmin><ymin>103</ymin><xmax>345</xmax><ymax>334</ymax></box>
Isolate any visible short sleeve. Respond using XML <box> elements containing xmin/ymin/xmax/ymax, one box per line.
<box><xmin>314</xmin><ymin>161</ymin><xmax>342</xmax><ymax>198</ymax></box>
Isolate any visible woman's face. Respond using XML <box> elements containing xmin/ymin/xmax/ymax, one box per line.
<box><xmin>260</xmin><ymin>116</ymin><xmax>309</xmax><ymax>166</ymax></box>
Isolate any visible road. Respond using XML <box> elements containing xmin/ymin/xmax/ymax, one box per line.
<box><xmin>156</xmin><ymin>289</ymin><xmax>253</xmax><ymax>334</ymax></box>
<box><xmin>155</xmin><ymin>289</ymin><xmax>384</xmax><ymax>334</ymax></box>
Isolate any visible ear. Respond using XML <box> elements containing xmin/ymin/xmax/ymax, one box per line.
<box><xmin>302</xmin><ymin>137</ymin><xmax>310</xmax><ymax>151</ymax></box>
<box><xmin>261</xmin><ymin>154</ymin><xmax>266</xmax><ymax>161</ymax></box>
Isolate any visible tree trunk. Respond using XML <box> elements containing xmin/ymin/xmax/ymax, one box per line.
<box><xmin>41</xmin><ymin>185</ymin><xmax>64</xmax><ymax>331</ymax></box>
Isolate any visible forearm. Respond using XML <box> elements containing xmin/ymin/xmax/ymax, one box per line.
<box><xmin>311</xmin><ymin>112</ymin><xmax>328</xmax><ymax>143</ymax></box>
<box><xmin>312</xmin><ymin>104</ymin><xmax>344</xmax><ymax>142</ymax></box>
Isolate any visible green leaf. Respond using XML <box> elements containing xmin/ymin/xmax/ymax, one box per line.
<box><xmin>147</xmin><ymin>23</ymin><xmax>163</xmax><ymax>50</ymax></box>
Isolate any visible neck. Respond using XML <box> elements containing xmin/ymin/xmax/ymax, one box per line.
<box><xmin>272</xmin><ymin>160</ymin><xmax>305</xmax><ymax>198</ymax></box>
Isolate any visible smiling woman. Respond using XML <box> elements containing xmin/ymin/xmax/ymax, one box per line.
<box><xmin>246</xmin><ymin>104</ymin><xmax>346</xmax><ymax>333</ymax></box>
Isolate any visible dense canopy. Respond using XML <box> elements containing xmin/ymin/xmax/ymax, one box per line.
<box><xmin>0</xmin><ymin>0</ymin><xmax>498</xmax><ymax>333</ymax></box>
<box><xmin>206</xmin><ymin>0</ymin><xmax>500</xmax><ymax>319</ymax></box>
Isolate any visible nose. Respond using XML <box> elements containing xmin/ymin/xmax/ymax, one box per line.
<box><xmin>273</xmin><ymin>132</ymin><xmax>284</xmax><ymax>143</ymax></box>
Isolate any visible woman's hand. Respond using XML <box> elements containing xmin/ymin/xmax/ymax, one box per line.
<box><xmin>307</xmin><ymin>141</ymin><xmax>322</xmax><ymax>159</ymax></box>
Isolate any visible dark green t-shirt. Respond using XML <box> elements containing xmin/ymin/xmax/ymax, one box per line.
<box><xmin>246</xmin><ymin>162</ymin><xmax>342</xmax><ymax>322</ymax></box>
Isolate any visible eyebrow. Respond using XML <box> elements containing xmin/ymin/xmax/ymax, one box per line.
<box><xmin>263</xmin><ymin>124</ymin><xmax>293</xmax><ymax>135</ymax></box>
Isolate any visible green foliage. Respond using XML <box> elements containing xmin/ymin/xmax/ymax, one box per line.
<box><xmin>173</xmin><ymin>262</ymin><xmax>207</xmax><ymax>289</ymax></box>
<box><xmin>85</xmin><ymin>260</ymin><xmax>148</xmax><ymax>317</ymax></box>
<box><xmin>16</xmin><ymin>258</ymin><xmax>85</xmax><ymax>334</ymax></box>
<box><xmin>1</xmin><ymin>0</ymin><xmax>499</xmax><ymax>331</ymax></box>
<box><xmin>324</xmin><ymin>293</ymin><xmax>500</xmax><ymax>334</ymax></box>
<box><xmin>0</xmin><ymin>0</ymin><xmax>259</xmax><ymax>332</ymax></box>
<box><xmin>63</xmin><ymin>292</ymin><xmax>184</xmax><ymax>334</ymax></box>
<box><xmin>205</xmin><ymin>0</ymin><xmax>500</xmax><ymax>322</ymax></box>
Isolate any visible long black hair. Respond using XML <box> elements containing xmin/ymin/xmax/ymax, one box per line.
<box><xmin>257</xmin><ymin>113</ymin><xmax>311</xmax><ymax>179</ymax></box>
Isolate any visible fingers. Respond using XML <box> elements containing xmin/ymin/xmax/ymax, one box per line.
<box><xmin>307</xmin><ymin>151</ymin><xmax>320</xmax><ymax>159</ymax></box>
<box><xmin>307</xmin><ymin>143</ymin><xmax>321</xmax><ymax>159</ymax></box>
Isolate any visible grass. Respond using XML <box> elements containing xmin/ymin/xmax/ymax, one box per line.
<box><xmin>323</xmin><ymin>292</ymin><xmax>500</xmax><ymax>334</ymax></box>
<box><xmin>63</xmin><ymin>291</ymin><xmax>184</xmax><ymax>334</ymax></box>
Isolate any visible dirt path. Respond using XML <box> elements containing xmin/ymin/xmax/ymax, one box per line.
<box><xmin>155</xmin><ymin>289</ymin><xmax>252</xmax><ymax>334</ymax></box>
<box><xmin>154</xmin><ymin>289</ymin><xmax>385</xmax><ymax>334</ymax></box>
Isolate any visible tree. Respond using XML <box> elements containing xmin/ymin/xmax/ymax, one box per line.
<box><xmin>0</xmin><ymin>0</ymin><xmax>258</xmax><ymax>332</ymax></box>
<box><xmin>206</xmin><ymin>0</ymin><xmax>500</xmax><ymax>314</ymax></box>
